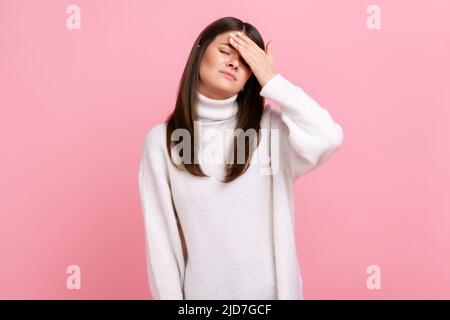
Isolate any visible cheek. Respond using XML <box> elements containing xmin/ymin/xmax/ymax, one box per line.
<box><xmin>200</xmin><ymin>51</ymin><xmax>220</xmax><ymax>70</ymax></box>
<box><xmin>207</xmin><ymin>52</ymin><xmax>224</xmax><ymax>67</ymax></box>
<box><xmin>199</xmin><ymin>58</ymin><xmax>219</xmax><ymax>82</ymax></box>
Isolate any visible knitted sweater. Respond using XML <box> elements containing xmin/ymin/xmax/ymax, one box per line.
<box><xmin>138</xmin><ymin>73</ymin><xmax>344</xmax><ymax>300</ymax></box>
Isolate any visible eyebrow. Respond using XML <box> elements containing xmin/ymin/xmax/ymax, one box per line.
<box><xmin>219</xmin><ymin>42</ymin><xmax>237</xmax><ymax>52</ymax></box>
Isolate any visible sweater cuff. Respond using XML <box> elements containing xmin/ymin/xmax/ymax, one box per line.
<box><xmin>260</xmin><ymin>73</ymin><xmax>302</xmax><ymax>101</ymax></box>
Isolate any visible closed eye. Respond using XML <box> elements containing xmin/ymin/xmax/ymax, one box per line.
<box><xmin>220</xmin><ymin>50</ymin><xmax>250</xmax><ymax>68</ymax></box>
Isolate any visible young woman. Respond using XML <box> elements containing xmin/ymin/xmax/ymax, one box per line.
<box><xmin>138</xmin><ymin>17</ymin><xmax>344</xmax><ymax>300</ymax></box>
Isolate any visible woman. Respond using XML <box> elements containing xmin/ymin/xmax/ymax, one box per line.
<box><xmin>138</xmin><ymin>17</ymin><xmax>344</xmax><ymax>300</ymax></box>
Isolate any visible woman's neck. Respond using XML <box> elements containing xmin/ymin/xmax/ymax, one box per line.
<box><xmin>196</xmin><ymin>91</ymin><xmax>239</xmax><ymax>122</ymax></box>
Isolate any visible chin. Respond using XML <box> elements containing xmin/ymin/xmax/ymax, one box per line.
<box><xmin>214</xmin><ymin>84</ymin><xmax>234</xmax><ymax>93</ymax></box>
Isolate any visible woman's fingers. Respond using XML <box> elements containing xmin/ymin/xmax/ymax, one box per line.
<box><xmin>229</xmin><ymin>33</ymin><xmax>257</xmax><ymax>56</ymax></box>
<box><xmin>235</xmin><ymin>32</ymin><xmax>265</xmax><ymax>56</ymax></box>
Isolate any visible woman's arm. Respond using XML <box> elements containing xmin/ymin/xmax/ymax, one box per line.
<box><xmin>260</xmin><ymin>73</ymin><xmax>344</xmax><ymax>180</ymax></box>
<box><xmin>138</xmin><ymin>128</ymin><xmax>185</xmax><ymax>299</ymax></box>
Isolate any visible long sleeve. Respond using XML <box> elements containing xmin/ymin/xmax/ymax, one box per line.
<box><xmin>260</xmin><ymin>73</ymin><xmax>344</xmax><ymax>180</ymax></box>
<box><xmin>138</xmin><ymin>129</ymin><xmax>186</xmax><ymax>299</ymax></box>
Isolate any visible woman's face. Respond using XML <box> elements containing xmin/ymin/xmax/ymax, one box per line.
<box><xmin>198</xmin><ymin>31</ymin><xmax>253</xmax><ymax>99</ymax></box>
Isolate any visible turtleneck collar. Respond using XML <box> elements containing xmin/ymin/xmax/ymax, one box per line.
<box><xmin>197</xmin><ymin>91</ymin><xmax>239</xmax><ymax>122</ymax></box>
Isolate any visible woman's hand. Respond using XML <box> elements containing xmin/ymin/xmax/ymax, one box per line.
<box><xmin>229</xmin><ymin>32</ymin><xmax>277</xmax><ymax>88</ymax></box>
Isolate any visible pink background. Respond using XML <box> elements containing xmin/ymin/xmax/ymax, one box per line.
<box><xmin>1</xmin><ymin>0</ymin><xmax>449</xmax><ymax>299</ymax></box>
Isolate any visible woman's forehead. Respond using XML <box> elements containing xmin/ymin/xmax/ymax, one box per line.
<box><xmin>216</xmin><ymin>32</ymin><xmax>238</xmax><ymax>42</ymax></box>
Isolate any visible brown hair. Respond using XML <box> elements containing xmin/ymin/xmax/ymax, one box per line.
<box><xmin>165</xmin><ymin>16</ymin><xmax>266</xmax><ymax>183</ymax></box>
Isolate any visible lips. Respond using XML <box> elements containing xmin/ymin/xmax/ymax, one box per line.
<box><xmin>220</xmin><ymin>70</ymin><xmax>236</xmax><ymax>81</ymax></box>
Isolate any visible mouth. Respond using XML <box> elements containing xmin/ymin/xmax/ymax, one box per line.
<box><xmin>220</xmin><ymin>70</ymin><xmax>236</xmax><ymax>81</ymax></box>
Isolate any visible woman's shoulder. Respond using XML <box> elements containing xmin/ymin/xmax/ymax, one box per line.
<box><xmin>143</xmin><ymin>122</ymin><xmax>167</xmax><ymax>150</ymax></box>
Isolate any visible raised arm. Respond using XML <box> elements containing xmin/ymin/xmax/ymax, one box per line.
<box><xmin>260</xmin><ymin>73</ymin><xmax>344</xmax><ymax>180</ymax></box>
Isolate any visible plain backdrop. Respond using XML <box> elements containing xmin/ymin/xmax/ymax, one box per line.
<box><xmin>0</xmin><ymin>0</ymin><xmax>449</xmax><ymax>299</ymax></box>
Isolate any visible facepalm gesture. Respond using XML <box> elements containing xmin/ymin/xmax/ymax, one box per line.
<box><xmin>229</xmin><ymin>32</ymin><xmax>278</xmax><ymax>88</ymax></box>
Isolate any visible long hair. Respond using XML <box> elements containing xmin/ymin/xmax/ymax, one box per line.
<box><xmin>165</xmin><ymin>16</ymin><xmax>266</xmax><ymax>183</ymax></box>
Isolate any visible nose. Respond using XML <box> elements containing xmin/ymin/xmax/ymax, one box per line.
<box><xmin>227</xmin><ymin>56</ymin><xmax>241</xmax><ymax>69</ymax></box>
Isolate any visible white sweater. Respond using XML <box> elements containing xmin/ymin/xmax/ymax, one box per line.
<box><xmin>138</xmin><ymin>73</ymin><xmax>344</xmax><ymax>300</ymax></box>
